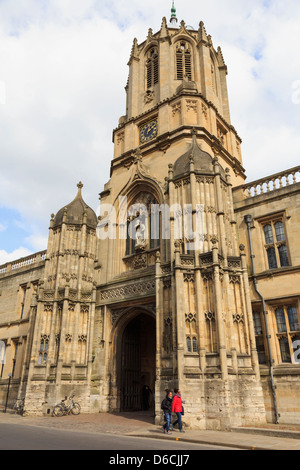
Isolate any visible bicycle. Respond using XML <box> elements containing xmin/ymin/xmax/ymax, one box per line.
<box><xmin>52</xmin><ymin>395</ymin><xmax>81</xmax><ymax>417</ymax></box>
<box><xmin>12</xmin><ymin>398</ymin><xmax>27</xmax><ymax>416</ymax></box>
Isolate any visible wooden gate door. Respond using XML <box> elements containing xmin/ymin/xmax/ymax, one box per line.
<box><xmin>121</xmin><ymin>317</ymin><xmax>141</xmax><ymax>411</ymax></box>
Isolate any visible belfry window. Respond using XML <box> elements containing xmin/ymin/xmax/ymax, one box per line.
<box><xmin>176</xmin><ymin>41</ymin><xmax>192</xmax><ymax>81</ymax></box>
<box><xmin>146</xmin><ymin>48</ymin><xmax>159</xmax><ymax>89</ymax></box>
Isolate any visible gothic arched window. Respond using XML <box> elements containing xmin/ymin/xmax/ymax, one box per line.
<box><xmin>146</xmin><ymin>47</ymin><xmax>159</xmax><ymax>89</ymax></box>
<box><xmin>176</xmin><ymin>41</ymin><xmax>192</xmax><ymax>81</ymax></box>
<box><xmin>38</xmin><ymin>336</ymin><xmax>49</xmax><ymax>365</ymax></box>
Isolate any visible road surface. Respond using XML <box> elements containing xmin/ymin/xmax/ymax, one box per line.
<box><xmin>0</xmin><ymin>422</ymin><xmax>237</xmax><ymax>451</ymax></box>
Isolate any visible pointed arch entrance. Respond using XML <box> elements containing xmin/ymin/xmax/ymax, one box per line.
<box><xmin>117</xmin><ymin>311</ymin><xmax>156</xmax><ymax>412</ymax></box>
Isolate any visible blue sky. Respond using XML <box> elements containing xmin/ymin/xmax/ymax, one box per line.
<box><xmin>0</xmin><ymin>0</ymin><xmax>300</xmax><ymax>264</ymax></box>
<box><xmin>0</xmin><ymin>207</ymin><xmax>30</xmax><ymax>252</ymax></box>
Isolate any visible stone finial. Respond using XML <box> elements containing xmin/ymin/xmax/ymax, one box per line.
<box><xmin>129</xmin><ymin>38</ymin><xmax>139</xmax><ymax>62</ymax></box>
<box><xmin>62</xmin><ymin>207</ymin><xmax>68</xmax><ymax>223</ymax></box>
<box><xmin>189</xmin><ymin>154</ymin><xmax>195</xmax><ymax>171</ymax></box>
<box><xmin>160</xmin><ymin>17</ymin><xmax>169</xmax><ymax>38</ymax></box>
<box><xmin>50</xmin><ymin>213</ymin><xmax>55</xmax><ymax>228</ymax></box>
<box><xmin>217</xmin><ymin>46</ymin><xmax>226</xmax><ymax>68</ymax></box>
<box><xmin>198</xmin><ymin>21</ymin><xmax>208</xmax><ymax>44</ymax></box>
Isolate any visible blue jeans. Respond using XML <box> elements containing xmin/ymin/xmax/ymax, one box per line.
<box><xmin>163</xmin><ymin>412</ymin><xmax>172</xmax><ymax>432</ymax></box>
<box><xmin>173</xmin><ymin>412</ymin><xmax>182</xmax><ymax>430</ymax></box>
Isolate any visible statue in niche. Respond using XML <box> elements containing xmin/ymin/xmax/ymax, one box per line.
<box><xmin>135</xmin><ymin>219</ymin><xmax>146</xmax><ymax>251</ymax></box>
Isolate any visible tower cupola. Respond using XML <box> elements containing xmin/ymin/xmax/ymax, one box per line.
<box><xmin>53</xmin><ymin>182</ymin><xmax>97</xmax><ymax>230</ymax></box>
<box><xmin>170</xmin><ymin>1</ymin><xmax>178</xmax><ymax>25</ymax></box>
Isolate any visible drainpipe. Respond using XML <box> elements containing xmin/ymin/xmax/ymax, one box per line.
<box><xmin>244</xmin><ymin>214</ymin><xmax>280</xmax><ymax>425</ymax></box>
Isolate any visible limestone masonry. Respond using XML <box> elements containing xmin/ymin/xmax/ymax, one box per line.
<box><xmin>1</xmin><ymin>11</ymin><xmax>300</xmax><ymax>430</ymax></box>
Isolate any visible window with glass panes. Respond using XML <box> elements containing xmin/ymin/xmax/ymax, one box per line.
<box><xmin>274</xmin><ymin>305</ymin><xmax>300</xmax><ymax>363</ymax></box>
<box><xmin>262</xmin><ymin>219</ymin><xmax>289</xmax><ymax>270</ymax></box>
<box><xmin>38</xmin><ymin>335</ymin><xmax>49</xmax><ymax>365</ymax></box>
<box><xmin>186</xmin><ymin>336</ymin><xmax>197</xmax><ymax>353</ymax></box>
<box><xmin>253</xmin><ymin>311</ymin><xmax>266</xmax><ymax>364</ymax></box>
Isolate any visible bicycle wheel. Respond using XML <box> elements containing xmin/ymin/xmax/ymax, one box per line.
<box><xmin>53</xmin><ymin>404</ymin><xmax>64</xmax><ymax>417</ymax></box>
<box><xmin>71</xmin><ymin>402</ymin><xmax>81</xmax><ymax>415</ymax></box>
<box><xmin>12</xmin><ymin>402</ymin><xmax>18</xmax><ymax>414</ymax></box>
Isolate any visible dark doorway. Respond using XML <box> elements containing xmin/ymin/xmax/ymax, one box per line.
<box><xmin>120</xmin><ymin>314</ymin><xmax>155</xmax><ymax>411</ymax></box>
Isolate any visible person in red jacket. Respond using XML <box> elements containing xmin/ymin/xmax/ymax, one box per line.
<box><xmin>172</xmin><ymin>388</ymin><xmax>185</xmax><ymax>432</ymax></box>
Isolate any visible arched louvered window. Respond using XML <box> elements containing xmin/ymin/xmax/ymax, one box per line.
<box><xmin>176</xmin><ymin>41</ymin><xmax>192</xmax><ymax>81</ymax></box>
<box><xmin>146</xmin><ymin>47</ymin><xmax>159</xmax><ymax>89</ymax></box>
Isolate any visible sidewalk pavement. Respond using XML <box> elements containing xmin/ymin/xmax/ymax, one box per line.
<box><xmin>0</xmin><ymin>409</ymin><xmax>300</xmax><ymax>450</ymax></box>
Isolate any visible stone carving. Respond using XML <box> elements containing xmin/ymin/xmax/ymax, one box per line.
<box><xmin>78</xmin><ymin>334</ymin><xmax>87</xmax><ymax>342</ymax></box>
<box><xmin>101</xmin><ymin>279</ymin><xmax>156</xmax><ymax>301</ymax></box>
<box><xmin>233</xmin><ymin>313</ymin><xmax>244</xmax><ymax>324</ymax></box>
<box><xmin>205</xmin><ymin>311</ymin><xmax>215</xmax><ymax>321</ymax></box>
<box><xmin>185</xmin><ymin>312</ymin><xmax>196</xmax><ymax>323</ymax></box>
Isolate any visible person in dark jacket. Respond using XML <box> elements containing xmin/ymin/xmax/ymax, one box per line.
<box><xmin>161</xmin><ymin>389</ymin><xmax>173</xmax><ymax>434</ymax></box>
<box><xmin>142</xmin><ymin>385</ymin><xmax>152</xmax><ymax>410</ymax></box>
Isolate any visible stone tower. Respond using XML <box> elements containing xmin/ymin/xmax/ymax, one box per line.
<box><xmin>24</xmin><ymin>183</ymin><xmax>97</xmax><ymax>414</ymax></box>
<box><xmin>94</xmin><ymin>13</ymin><xmax>267</xmax><ymax>429</ymax></box>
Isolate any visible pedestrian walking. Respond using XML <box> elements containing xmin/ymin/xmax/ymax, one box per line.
<box><xmin>172</xmin><ymin>388</ymin><xmax>185</xmax><ymax>432</ymax></box>
<box><xmin>161</xmin><ymin>389</ymin><xmax>173</xmax><ymax>435</ymax></box>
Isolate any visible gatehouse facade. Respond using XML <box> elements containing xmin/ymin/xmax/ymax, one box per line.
<box><xmin>0</xmin><ymin>11</ymin><xmax>300</xmax><ymax>430</ymax></box>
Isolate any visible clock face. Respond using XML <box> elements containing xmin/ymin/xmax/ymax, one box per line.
<box><xmin>139</xmin><ymin>120</ymin><xmax>158</xmax><ymax>144</ymax></box>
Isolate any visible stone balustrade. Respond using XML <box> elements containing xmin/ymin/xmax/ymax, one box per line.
<box><xmin>0</xmin><ymin>250</ymin><xmax>47</xmax><ymax>275</ymax></box>
<box><xmin>242</xmin><ymin>165</ymin><xmax>300</xmax><ymax>198</ymax></box>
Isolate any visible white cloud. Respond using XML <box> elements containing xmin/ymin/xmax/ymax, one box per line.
<box><xmin>0</xmin><ymin>0</ymin><xmax>299</xmax><ymax>255</ymax></box>
<box><xmin>25</xmin><ymin>233</ymin><xmax>48</xmax><ymax>252</ymax></box>
<box><xmin>0</xmin><ymin>247</ymin><xmax>32</xmax><ymax>266</ymax></box>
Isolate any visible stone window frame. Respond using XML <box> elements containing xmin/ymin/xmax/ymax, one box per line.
<box><xmin>273</xmin><ymin>304</ymin><xmax>300</xmax><ymax>364</ymax></box>
<box><xmin>38</xmin><ymin>335</ymin><xmax>49</xmax><ymax>366</ymax></box>
<box><xmin>186</xmin><ymin>335</ymin><xmax>197</xmax><ymax>353</ymax></box>
<box><xmin>257</xmin><ymin>212</ymin><xmax>290</xmax><ymax>271</ymax></box>
<box><xmin>175</xmin><ymin>40</ymin><xmax>193</xmax><ymax>81</ymax></box>
<box><xmin>252</xmin><ymin>310</ymin><xmax>267</xmax><ymax>364</ymax></box>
